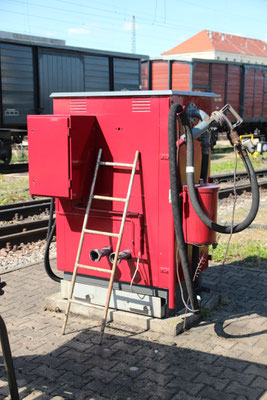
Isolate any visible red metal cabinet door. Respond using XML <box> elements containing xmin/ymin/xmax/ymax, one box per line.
<box><xmin>28</xmin><ymin>115</ymin><xmax>71</xmax><ymax>198</ymax></box>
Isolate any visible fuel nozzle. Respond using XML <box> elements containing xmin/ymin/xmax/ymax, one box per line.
<box><xmin>210</xmin><ymin>104</ymin><xmax>243</xmax><ymax>132</ymax></box>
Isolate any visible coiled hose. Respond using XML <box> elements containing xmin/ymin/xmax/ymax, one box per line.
<box><xmin>182</xmin><ymin>115</ymin><xmax>260</xmax><ymax>234</ymax></box>
<box><xmin>44</xmin><ymin>198</ymin><xmax>62</xmax><ymax>282</ymax></box>
<box><xmin>168</xmin><ymin>104</ymin><xmax>199</xmax><ymax>312</ymax></box>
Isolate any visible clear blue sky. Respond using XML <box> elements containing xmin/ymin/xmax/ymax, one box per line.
<box><xmin>0</xmin><ymin>0</ymin><xmax>266</xmax><ymax>56</ymax></box>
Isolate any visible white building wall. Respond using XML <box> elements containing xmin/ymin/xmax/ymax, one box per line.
<box><xmin>162</xmin><ymin>50</ymin><xmax>267</xmax><ymax>65</ymax></box>
<box><xmin>161</xmin><ymin>51</ymin><xmax>215</xmax><ymax>61</ymax></box>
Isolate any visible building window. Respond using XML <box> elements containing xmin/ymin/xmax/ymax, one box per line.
<box><xmin>217</xmin><ymin>56</ymin><xmax>220</xmax><ymax>60</ymax></box>
<box><xmin>225</xmin><ymin>57</ymin><xmax>228</xmax><ymax>61</ymax></box>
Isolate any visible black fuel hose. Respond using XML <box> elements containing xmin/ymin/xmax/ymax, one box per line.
<box><xmin>182</xmin><ymin>116</ymin><xmax>260</xmax><ymax>234</ymax></box>
<box><xmin>44</xmin><ymin>198</ymin><xmax>62</xmax><ymax>282</ymax></box>
<box><xmin>168</xmin><ymin>104</ymin><xmax>199</xmax><ymax>312</ymax></box>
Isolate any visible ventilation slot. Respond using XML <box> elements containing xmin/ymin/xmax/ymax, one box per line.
<box><xmin>132</xmin><ymin>99</ymin><xmax>151</xmax><ymax>113</ymax></box>
<box><xmin>69</xmin><ymin>99</ymin><xmax>87</xmax><ymax>113</ymax></box>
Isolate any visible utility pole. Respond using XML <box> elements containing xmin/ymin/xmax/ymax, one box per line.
<box><xmin>131</xmin><ymin>16</ymin><xmax>136</xmax><ymax>54</ymax></box>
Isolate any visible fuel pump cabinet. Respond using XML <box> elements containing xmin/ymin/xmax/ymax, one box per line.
<box><xmin>28</xmin><ymin>90</ymin><xmax>217</xmax><ymax>318</ymax></box>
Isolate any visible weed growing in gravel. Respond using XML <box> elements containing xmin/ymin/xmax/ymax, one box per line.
<box><xmin>201</xmin><ymin>307</ymin><xmax>213</xmax><ymax>319</ymax></box>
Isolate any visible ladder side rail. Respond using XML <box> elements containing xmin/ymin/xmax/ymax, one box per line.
<box><xmin>62</xmin><ymin>148</ymin><xmax>103</xmax><ymax>335</ymax></box>
<box><xmin>100</xmin><ymin>151</ymin><xmax>139</xmax><ymax>344</ymax></box>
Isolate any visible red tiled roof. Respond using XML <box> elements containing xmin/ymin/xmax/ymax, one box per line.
<box><xmin>162</xmin><ymin>30</ymin><xmax>267</xmax><ymax>57</ymax></box>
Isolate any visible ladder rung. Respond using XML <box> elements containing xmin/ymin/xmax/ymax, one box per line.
<box><xmin>76</xmin><ymin>263</ymin><xmax>112</xmax><ymax>274</ymax></box>
<box><xmin>84</xmin><ymin>229</ymin><xmax>120</xmax><ymax>238</ymax></box>
<box><xmin>92</xmin><ymin>195</ymin><xmax>126</xmax><ymax>202</ymax></box>
<box><xmin>99</xmin><ymin>161</ymin><xmax>134</xmax><ymax>168</ymax></box>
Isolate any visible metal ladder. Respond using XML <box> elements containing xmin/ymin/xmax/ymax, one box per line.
<box><xmin>62</xmin><ymin>148</ymin><xmax>139</xmax><ymax>344</ymax></box>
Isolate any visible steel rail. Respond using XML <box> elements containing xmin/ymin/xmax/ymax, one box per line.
<box><xmin>0</xmin><ymin>199</ymin><xmax>51</xmax><ymax>221</ymax></box>
<box><xmin>0</xmin><ymin>219</ymin><xmax>50</xmax><ymax>246</ymax></box>
<box><xmin>219</xmin><ymin>180</ymin><xmax>267</xmax><ymax>199</ymax></box>
<box><xmin>211</xmin><ymin>168</ymin><xmax>267</xmax><ymax>183</ymax></box>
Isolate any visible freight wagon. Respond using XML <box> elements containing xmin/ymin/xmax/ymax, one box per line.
<box><xmin>141</xmin><ymin>59</ymin><xmax>267</xmax><ymax>147</ymax></box>
<box><xmin>0</xmin><ymin>32</ymin><xmax>147</xmax><ymax>164</ymax></box>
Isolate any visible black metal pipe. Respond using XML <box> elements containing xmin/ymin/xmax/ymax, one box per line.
<box><xmin>168</xmin><ymin>103</ymin><xmax>199</xmax><ymax>313</ymax></box>
<box><xmin>109</xmin><ymin>250</ymin><xmax>131</xmax><ymax>264</ymax></box>
<box><xmin>0</xmin><ymin>315</ymin><xmax>19</xmax><ymax>400</ymax></box>
<box><xmin>200</xmin><ymin>130</ymin><xmax>211</xmax><ymax>183</ymax></box>
<box><xmin>46</xmin><ymin>197</ymin><xmax>54</xmax><ymax>239</ymax></box>
<box><xmin>90</xmin><ymin>246</ymin><xmax>112</xmax><ymax>262</ymax></box>
<box><xmin>44</xmin><ymin>198</ymin><xmax>62</xmax><ymax>282</ymax></box>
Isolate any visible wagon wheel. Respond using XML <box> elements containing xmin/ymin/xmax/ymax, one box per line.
<box><xmin>1</xmin><ymin>144</ymin><xmax>12</xmax><ymax>165</ymax></box>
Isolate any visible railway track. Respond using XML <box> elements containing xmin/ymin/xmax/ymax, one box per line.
<box><xmin>0</xmin><ymin>163</ymin><xmax>28</xmax><ymax>174</ymax></box>
<box><xmin>0</xmin><ymin>199</ymin><xmax>51</xmax><ymax>221</ymax></box>
<box><xmin>218</xmin><ymin>179</ymin><xmax>267</xmax><ymax>199</ymax></box>
<box><xmin>0</xmin><ymin>199</ymin><xmax>51</xmax><ymax>247</ymax></box>
<box><xmin>0</xmin><ymin>218</ymin><xmax>49</xmax><ymax>246</ymax></box>
<box><xmin>211</xmin><ymin>168</ymin><xmax>267</xmax><ymax>184</ymax></box>
<box><xmin>0</xmin><ymin>170</ymin><xmax>266</xmax><ymax>246</ymax></box>
<box><xmin>211</xmin><ymin>168</ymin><xmax>267</xmax><ymax>199</ymax></box>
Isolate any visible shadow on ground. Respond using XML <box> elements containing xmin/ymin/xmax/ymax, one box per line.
<box><xmin>0</xmin><ymin>327</ymin><xmax>266</xmax><ymax>400</ymax></box>
<box><xmin>0</xmin><ymin>264</ymin><xmax>266</xmax><ymax>399</ymax></box>
<box><xmin>221</xmin><ymin>257</ymin><xmax>267</xmax><ymax>270</ymax></box>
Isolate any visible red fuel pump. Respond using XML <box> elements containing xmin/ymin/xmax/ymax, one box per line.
<box><xmin>27</xmin><ymin>91</ymin><xmax>259</xmax><ymax>318</ymax></box>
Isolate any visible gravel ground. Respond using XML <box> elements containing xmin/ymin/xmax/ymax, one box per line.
<box><xmin>0</xmin><ymin>239</ymin><xmax>57</xmax><ymax>274</ymax></box>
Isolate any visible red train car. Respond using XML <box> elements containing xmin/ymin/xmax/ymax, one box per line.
<box><xmin>142</xmin><ymin>59</ymin><xmax>267</xmax><ymax>137</ymax></box>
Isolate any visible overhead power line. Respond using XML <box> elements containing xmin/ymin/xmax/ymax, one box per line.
<box><xmin>132</xmin><ymin>16</ymin><xmax>136</xmax><ymax>54</ymax></box>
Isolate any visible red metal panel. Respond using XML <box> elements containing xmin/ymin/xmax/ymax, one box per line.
<box><xmin>141</xmin><ymin>62</ymin><xmax>148</xmax><ymax>90</ymax></box>
<box><xmin>193</xmin><ymin>62</ymin><xmax>210</xmax><ymax>86</ymax></box>
<box><xmin>211</xmin><ymin>64</ymin><xmax>226</xmax><ymax>111</ymax></box>
<box><xmin>254</xmin><ymin>70</ymin><xmax>264</xmax><ymax>118</ymax></box>
<box><xmin>28</xmin><ymin>115</ymin><xmax>71</xmax><ymax>198</ymax></box>
<box><xmin>56</xmin><ymin>204</ymin><xmax>145</xmax><ymax>283</ymax></box>
<box><xmin>54</xmin><ymin>96</ymin><xmax>161</xmax><ymax>288</ymax></box>
<box><xmin>244</xmin><ymin>69</ymin><xmax>254</xmax><ymax>119</ymax></box>
<box><xmin>51</xmin><ymin>93</ymin><xmax>213</xmax><ymax>302</ymax></box>
<box><xmin>28</xmin><ymin>115</ymin><xmax>96</xmax><ymax>198</ymax></box>
<box><xmin>151</xmin><ymin>61</ymin><xmax>168</xmax><ymax>90</ymax></box>
<box><xmin>172</xmin><ymin>62</ymin><xmax>190</xmax><ymax>91</ymax></box>
<box><xmin>227</xmin><ymin>65</ymin><xmax>241</xmax><ymax>113</ymax></box>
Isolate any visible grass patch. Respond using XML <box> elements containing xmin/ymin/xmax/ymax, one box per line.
<box><xmin>0</xmin><ymin>174</ymin><xmax>30</xmax><ymax>204</ymax></box>
<box><xmin>11</xmin><ymin>155</ymin><xmax>28</xmax><ymax>163</ymax></box>
<box><xmin>210</xmin><ymin>155</ymin><xmax>265</xmax><ymax>174</ymax></box>
<box><xmin>211</xmin><ymin>145</ymin><xmax>233</xmax><ymax>154</ymax></box>
<box><xmin>211</xmin><ymin>240</ymin><xmax>267</xmax><ymax>269</ymax></box>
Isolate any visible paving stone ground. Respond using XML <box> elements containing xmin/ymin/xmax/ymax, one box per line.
<box><xmin>0</xmin><ymin>262</ymin><xmax>266</xmax><ymax>399</ymax></box>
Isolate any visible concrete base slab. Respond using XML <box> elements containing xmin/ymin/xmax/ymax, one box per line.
<box><xmin>45</xmin><ymin>290</ymin><xmax>221</xmax><ymax>336</ymax></box>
